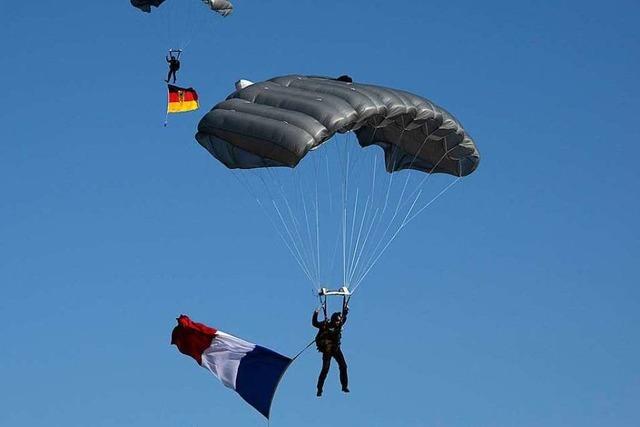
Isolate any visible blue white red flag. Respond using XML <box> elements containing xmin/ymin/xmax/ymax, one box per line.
<box><xmin>171</xmin><ymin>315</ymin><xmax>292</xmax><ymax>419</ymax></box>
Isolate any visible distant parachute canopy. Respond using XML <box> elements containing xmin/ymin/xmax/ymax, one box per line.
<box><xmin>130</xmin><ymin>0</ymin><xmax>233</xmax><ymax>16</ymax></box>
<box><xmin>196</xmin><ymin>75</ymin><xmax>479</xmax><ymax>177</ymax></box>
<box><xmin>130</xmin><ymin>0</ymin><xmax>163</xmax><ymax>13</ymax></box>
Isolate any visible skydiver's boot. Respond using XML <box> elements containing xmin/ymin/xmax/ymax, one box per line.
<box><xmin>317</xmin><ymin>388</ymin><xmax>322</xmax><ymax>397</ymax></box>
<box><xmin>342</xmin><ymin>386</ymin><xmax>350</xmax><ymax>393</ymax></box>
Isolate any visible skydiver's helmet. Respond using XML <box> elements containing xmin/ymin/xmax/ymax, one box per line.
<box><xmin>330</xmin><ymin>312</ymin><xmax>343</xmax><ymax>325</ymax></box>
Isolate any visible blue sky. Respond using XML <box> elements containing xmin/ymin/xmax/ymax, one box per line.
<box><xmin>1</xmin><ymin>1</ymin><xmax>639</xmax><ymax>426</ymax></box>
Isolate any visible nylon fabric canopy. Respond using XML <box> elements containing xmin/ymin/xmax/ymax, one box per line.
<box><xmin>196</xmin><ymin>75</ymin><xmax>479</xmax><ymax>177</ymax></box>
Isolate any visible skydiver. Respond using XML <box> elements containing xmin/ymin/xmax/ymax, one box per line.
<box><xmin>313</xmin><ymin>304</ymin><xmax>349</xmax><ymax>397</ymax></box>
<box><xmin>165</xmin><ymin>50</ymin><xmax>181</xmax><ymax>84</ymax></box>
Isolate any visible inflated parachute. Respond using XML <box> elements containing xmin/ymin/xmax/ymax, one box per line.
<box><xmin>195</xmin><ymin>75</ymin><xmax>480</xmax><ymax>294</ymax></box>
<box><xmin>196</xmin><ymin>75</ymin><xmax>478</xmax><ymax>177</ymax></box>
<box><xmin>131</xmin><ymin>0</ymin><xmax>233</xmax><ymax>16</ymax></box>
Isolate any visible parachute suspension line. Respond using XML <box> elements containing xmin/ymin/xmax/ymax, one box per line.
<box><xmin>335</xmin><ymin>133</ymin><xmax>348</xmax><ymax>287</ymax></box>
<box><xmin>350</xmin><ymin>144</ymin><xmax>465</xmax><ymax>292</ymax></box>
<box><xmin>230</xmin><ymin>170</ymin><xmax>316</xmax><ymax>286</ymax></box>
<box><xmin>347</xmin><ymin>207</ymin><xmax>379</xmax><ymax>286</ymax></box>
<box><xmin>264</xmin><ymin>203</ymin><xmax>315</xmax><ymax>286</ymax></box>
<box><xmin>343</xmin><ymin>132</ymin><xmax>371</xmax><ymax>288</ymax></box>
<box><xmin>295</xmin><ymin>160</ymin><xmax>321</xmax><ymax>285</ymax></box>
<box><xmin>382</xmin><ymin>117</ymin><xmax>406</xmax><ymax>214</ymax></box>
<box><xmin>347</xmin><ymin>144</ymin><xmax>383</xmax><ymax>286</ymax></box>
<box><xmin>272</xmin><ymin>196</ymin><xmax>317</xmax><ymax>285</ymax></box>
<box><xmin>181</xmin><ymin>0</ymin><xmax>203</xmax><ymax>50</ymax></box>
<box><xmin>309</xmin><ymin>172</ymin><xmax>322</xmax><ymax>288</ymax></box>
<box><xmin>347</xmin><ymin>194</ymin><xmax>369</xmax><ymax>277</ymax></box>
<box><xmin>382</xmin><ymin>141</ymin><xmax>401</xmax><ymax>214</ymax></box>
<box><xmin>256</xmin><ymin>169</ymin><xmax>318</xmax><ymax>287</ymax></box>
<box><xmin>350</xmin><ymin>140</ymin><xmax>402</xmax><ymax>286</ymax></box>
<box><xmin>341</xmin><ymin>131</ymin><xmax>367</xmax><ymax>288</ymax></box>
<box><xmin>346</xmin><ymin>153</ymin><xmax>378</xmax><ymax>285</ymax></box>
<box><xmin>313</xmin><ymin>154</ymin><xmax>322</xmax><ymax>287</ymax></box>
<box><xmin>252</xmin><ymin>171</ymin><xmax>317</xmax><ymax>286</ymax></box>
<box><xmin>352</xmin><ymin>131</ymin><xmax>430</xmax><ymax>281</ymax></box>
<box><xmin>345</xmin><ymin>126</ymin><xmax>385</xmax><ymax>284</ymax></box>
<box><xmin>179</xmin><ymin>0</ymin><xmax>193</xmax><ymax>49</ymax></box>
<box><xmin>383</xmin><ymin>131</ymin><xmax>441</xmax><ymax>224</ymax></box>
<box><xmin>292</xmin><ymin>159</ymin><xmax>324</xmax><ymax>287</ymax></box>
<box><xmin>377</xmin><ymin>117</ymin><xmax>407</xmax><ymax>225</ymax></box>
<box><xmin>354</xmin><ymin>176</ymin><xmax>462</xmax><ymax>291</ymax></box>
<box><xmin>266</xmin><ymin>167</ymin><xmax>320</xmax><ymax>287</ymax></box>
<box><xmin>345</xmin><ymin>186</ymin><xmax>360</xmax><ymax>287</ymax></box>
<box><xmin>391</xmin><ymin>134</ymin><xmax>432</xmax><ymax>221</ymax></box>
<box><xmin>269</xmin><ymin>167</ymin><xmax>317</xmax><ymax>282</ymax></box>
<box><xmin>328</xmin><ymin>222</ymin><xmax>342</xmax><ymax>284</ymax></box>
<box><xmin>388</xmin><ymin>142</ymin><xmax>464</xmax><ymax>219</ymax></box>
<box><xmin>324</xmin><ymin>145</ymin><xmax>343</xmax><ymax>282</ymax></box>
<box><xmin>348</xmin><ymin>148</ymin><xmax>378</xmax><ymax>283</ymax></box>
<box><xmin>325</xmin><ymin>148</ymin><xmax>333</xmax><ymax>213</ymax></box>
<box><xmin>323</xmin><ymin>145</ymin><xmax>341</xmax><ymax>286</ymax></box>
<box><xmin>406</xmin><ymin>176</ymin><xmax>461</xmax><ymax>225</ymax></box>
<box><xmin>180</xmin><ymin>1</ymin><xmax>198</xmax><ymax>50</ymax></box>
<box><xmin>341</xmin><ymin>138</ymin><xmax>349</xmax><ymax>288</ymax></box>
<box><xmin>164</xmin><ymin>0</ymin><xmax>175</xmax><ymax>48</ymax></box>
<box><xmin>181</xmin><ymin>1</ymin><xmax>217</xmax><ymax>51</ymax></box>
<box><xmin>351</xmin><ymin>176</ymin><xmax>462</xmax><ymax>293</ymax></box>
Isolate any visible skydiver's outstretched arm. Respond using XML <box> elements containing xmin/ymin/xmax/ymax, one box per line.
<box><xmin>312</xmin><ymin>310</ymin><xmax>322</xmax><ymax>328</ymax></box>
<box><xmin>341</xmin><ymin>305</ymin><xmax>349</xmax><ymax>325</ymax></box>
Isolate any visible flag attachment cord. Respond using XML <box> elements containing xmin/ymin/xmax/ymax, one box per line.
<box><xmin>292</xmin><ymin>338</ymin><xmax>316</xmax><ymax>361</ymax></box>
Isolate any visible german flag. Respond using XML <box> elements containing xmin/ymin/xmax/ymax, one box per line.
<box><xmin>167</xmin><ymin>85</ymin><xmax>199</xmax><ymax>113</ymax></box>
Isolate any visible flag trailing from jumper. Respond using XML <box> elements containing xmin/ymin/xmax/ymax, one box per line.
<box><xmin>167</xmin><ymin>85</ymin><xmax>199</xmax><ymax>113</ymax></box>
<box><xmin>170</xmin><ymin>315</ymin><xmax>292</xmax><ymax>419</ymax></box>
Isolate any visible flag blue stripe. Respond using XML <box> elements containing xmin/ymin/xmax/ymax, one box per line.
<box><xmin>235</xmin><ymin>345</ymin><xmax>292</xmax><ymax>418</ymax></box>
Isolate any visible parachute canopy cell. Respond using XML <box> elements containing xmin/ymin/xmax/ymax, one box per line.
<box><xmin>131</xmin><ymin>0</ymin><xmax>233</xmax><ymax>16</ymax></box>
<box><xmin>195</xmin><ymin>75</ymin><xmax>480</xmax><ymax>177</ymax></box>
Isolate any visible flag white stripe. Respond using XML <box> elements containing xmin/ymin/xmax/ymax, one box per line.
<box><xmin>200</xmin><ymin>331</ymin><xmax>256</xmax><ymax>389</ymax></box>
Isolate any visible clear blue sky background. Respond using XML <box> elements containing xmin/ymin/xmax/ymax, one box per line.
<box><xmin>1</xmin><ymin>1</ymin><xmax>639</xmax><ymax>426</ymax></box>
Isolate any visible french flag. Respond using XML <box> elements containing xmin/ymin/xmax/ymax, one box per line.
<box><xmin>171</xmin><ymin>315</ymin><xmax>292</xmax><ymax>419</ymax></box>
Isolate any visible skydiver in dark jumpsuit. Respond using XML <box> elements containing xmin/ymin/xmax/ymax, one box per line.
<box><xmin>313</xmin><ymin>305</ymin><xmax>350</xmax><ymax>397</ymax></box>
<box><xmin>165</xmin><ymin>51</ymin><xmax>181</xmax><ymax>84</ymax></box>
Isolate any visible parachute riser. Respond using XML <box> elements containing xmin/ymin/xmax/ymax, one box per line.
<box><xmin>317</xmin><ymin>286</ymin><xmax>351</xmax><ymax>321</ymax></box>
<box><xmin>167</xmin><ymin>48</ymin><xmax>183</xmax><ymax>59</ymax></box>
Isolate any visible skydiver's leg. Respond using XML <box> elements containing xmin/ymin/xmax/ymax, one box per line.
<box><xmin>166</xmin><ymin>70</ymin><xmax>172</xmax><ymax>83</ymax></box>
<box><xmin>317</xmin><ymin>352</ymin><xmax>332</xmax><ymax>396</ymax></box>
<box><xmin>333</xmin><ymin>348</ymin><xmax>349</xmax><ymax>392</ymax></box>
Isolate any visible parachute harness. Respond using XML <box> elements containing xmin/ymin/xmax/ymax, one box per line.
<box><xmin>290</xmin><ymin>287</ymin><xmax>351</xmax><ymax>364</ymax></box>
<box><xmin>317</xmin><ymin>286</ymin><xmax>350</xmax><ymax>321</ymax></box>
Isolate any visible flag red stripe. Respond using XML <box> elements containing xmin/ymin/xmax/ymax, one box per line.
<box><xmin>171</xmin><ymin>315</ymin><xmax>217</xmax><ymax>365</ymax></box>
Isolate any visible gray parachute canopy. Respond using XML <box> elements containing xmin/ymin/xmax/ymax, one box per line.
<box><xmin>196</xmin><ymin>75</ymin><xmax>479</xmax><ymax>177</ymax></box>
<box><xmin>131</xmin><ymin>0</ymin><xmax>233</xmax><ymax>16</ymax></box>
